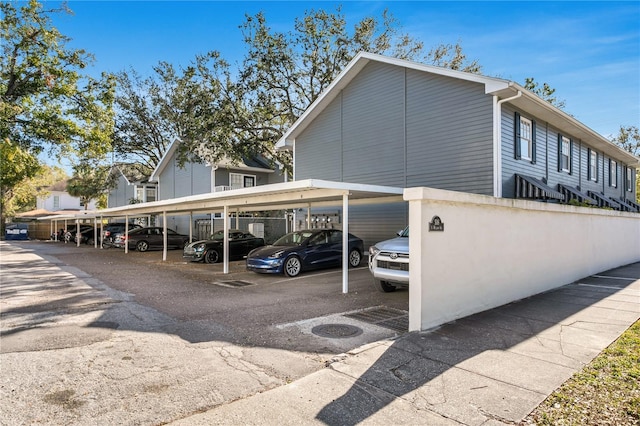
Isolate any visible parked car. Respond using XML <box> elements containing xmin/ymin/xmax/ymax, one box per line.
<box><xmin>102</xmin><ymin>223</ymin><xmax>142</xmax><ymax>247</ymax></box>
<box><xmin>183</xmin><ymin>229</ymin><xmax>265</xmax><ymax>264</ymax></box>
<box><xmin>246</xmin><ymin>229</ymin><xmax>363</xmax><ymax>277</ymax></box>
<box><xmin>368</xmin><ymin>226</ymin><xmax>410</xmax><ymax>292</ymax></box>
<box><xmin>75</xmin><ymin>227</ymin><xmax>100</xmax><ymax>245</ymax></box>
<box><xmin>65</xmin><ymin>225</ymin><xmax>93</xmax><ymax>243</ymax></box>
<box><xmin>113</xmin><ymin>227</ymin><xmax>191</xmax><ymax>252</ymax></box>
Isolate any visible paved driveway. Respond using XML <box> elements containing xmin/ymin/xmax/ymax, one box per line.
<box><xmin>0</xmin><ymin>240</ymin><xmax>408</xmax><ymax>425</ymax></box>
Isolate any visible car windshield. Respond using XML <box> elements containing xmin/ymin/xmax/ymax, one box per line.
<box><xmin>399</xmin><ymin>227</ymin><xmax>409</xmax><ymax>237</ymax></box>
<box><xmin>210</xmin><ymin>230</ymin><xmax>226</xmax><ymax>240</ymax></box>
<box><xmin>273</xmin><ymin>231</ymin><xmax>314</xmax><ymax>246</ymax></box>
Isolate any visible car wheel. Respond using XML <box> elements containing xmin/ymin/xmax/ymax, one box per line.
<box><xmin>373</xmin><ymin>279</ymin><xmax>396</xmax><ymax>293</ymax></box>
<box><xmin>284</xmin><ymin>256</ymin><xmax>302</xmax><ymax>277</ymax></box>
<box><xmin>136</xmin><ymin>240</ymin><xmax>149</xmax><ymax>252</ymax></box>
<box><xmin>204</xmin><ymin>249</ymin><xmax>220</xmax><ymax>264</ymax></box>
<box><xmin>348</xmin><ymin>249</ymin><xmax>361</xmax><ymax>267</ymax></box>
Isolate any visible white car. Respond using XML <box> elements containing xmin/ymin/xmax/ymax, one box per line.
<box><xmin>368</xmin><ymin>227</ymin><xmax>409</xmax><ymax>292</ymax></box>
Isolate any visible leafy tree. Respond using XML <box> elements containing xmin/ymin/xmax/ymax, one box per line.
<box><xmin>610</xmin><ymin>125</ymin><xmax>639</xmax><ymax>157</ymax></box>
<box><xmin>66</xmin><ymin>160</ymin><xmax>113</xmax><ymax>210</ymax></box>
<box><xmin>230</xmin><ymin>7</ymin><xmax>481</xmax><ymax>171</ymax></box>
<box><xmin>112</xmin><ymin>7</ymin><xmax>481</xmax><ymax>174</ymax></box>
<box><xmin>1</xmin><ymin>0</ymin><xmax>115</xmax><ymax>217</ymax></box>
<box><xmin>524</xmin><ymin>77</ymin><xmax>566</xmax><ymax>109</ymax></box>
<box><xmin>4</xmin><ymin>165</ymin><xmax>68</xmax><ymax>218</ymax></box>
<box><xmin>610</xmin><ymin>125</ymin><xmax>640</xmax><ymax>203</ymax></box>
<box><xmin>0</xmin><ymin>139</ymin><xmax>41</xmax><ymax>226</ymax></box>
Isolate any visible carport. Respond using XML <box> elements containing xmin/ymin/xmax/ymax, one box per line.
<box><xmin>44</xmin><ymin>179</ymin><xmax>404</xmax><ymax>293</ymax></box>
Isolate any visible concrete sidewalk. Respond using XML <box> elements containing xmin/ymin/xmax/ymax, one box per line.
<box><xmin>171</xmin><ymin>262</ymin><xmax>640</xmax><ymax>425</ymax></box>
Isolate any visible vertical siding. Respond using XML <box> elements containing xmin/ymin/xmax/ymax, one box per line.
<box><xmin>406</xmin><ymin>70</ymin><xmax>494</xmax><ymax>195</ymax></box>
<box><xmin>159</xmin><ymin>155</ymin><xmax>175</xmax><ymax>201</ymax></box>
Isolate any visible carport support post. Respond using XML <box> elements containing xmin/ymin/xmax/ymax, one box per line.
<box><xmin>342</xmin><ymin>193</ymin><xmax>349</xmax><ymax>294</ymax></box>
<box><xmin>100</xmin><ymin>217</ymin><xmax>104</xmax><ymax>249</ymax></box>
<box><xmin>76</xmin><ymin>220</ymin><xmax>80</xmax><ymax>247</ymax></box>
<box><xmin>189</xmin><ymin>212</ymin><xmax>193</xmax><ymax>243</ymax></box>
<box><xmin>162</xmin><ymin>211</ymin><xmax>168</xmax><ymax>261</ymax></box>
<box><xmin>93</xmin><ymin>217</ymin><xmax>98</xmax><ymax>248</ymax></box>
<box><xmin>307</xmin><ymin>205</ymin><xmax>311</xmax><ymax>229</ymax></box>
<box><xmin>223</xmin><ymin>205</ymin><xmax>229</xmax><ymax>273</ymax></box>
<box><xmin>125</xmin><ymin>217</ymin><xmax>129</xmax><ymax>254</ymax></box>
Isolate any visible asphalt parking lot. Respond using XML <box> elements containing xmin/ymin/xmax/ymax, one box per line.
<box><xmin>8</xmin><ymin>240</ymin><xmax>410</xmax><ymax>354</ymax></box>
<box><xmin>0</xmin><ymin>239</ymin><xmax>409</xmax><ymax>425</ymax></box>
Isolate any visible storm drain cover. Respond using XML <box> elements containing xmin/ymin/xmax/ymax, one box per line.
<box><xmin>344</xmin><ymin>307</ymin><xmax>409</xmax><ymax>333</ymax></box>
<box><xmin>311</xmin><ymin>323</ymin><xmax>363</xmax><ymax>339</ymax></box>
<box><xmin>215</xmin><ymin>280</ymin><xmax>255</xmax><ymax>288</ymax></box>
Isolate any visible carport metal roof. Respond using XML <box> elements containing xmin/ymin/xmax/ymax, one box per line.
<box><xmin>41</xmin><ymin>179</ymin><xmax>405</xmax><ymax>293</ymax></box>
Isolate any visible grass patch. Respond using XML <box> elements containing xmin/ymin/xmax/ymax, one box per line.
<box><xmin>522</xmin><ymin>320</ymin><xmax>640</xmax><ymax>425</ymax></box>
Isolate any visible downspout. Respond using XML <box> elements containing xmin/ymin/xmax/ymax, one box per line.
<box><xmin>493</xmin><ymin>90</ymin><xmax>522</xmax><ymax>198</ymax></box>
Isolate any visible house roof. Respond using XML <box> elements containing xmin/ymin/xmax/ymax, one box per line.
<box><xmin>276</xmin><ymin>52</ymin><xmax>639</xmax><ymax>167</ymax></box>
<box><xmin>110</xmin><ymin>163</ymin><xmax>153</xmax><ymax>185</ymax></box>
<box><xmin>150</xmin><ymin>139</ymin><xmax>277</xmax><ymax>182</ymax></box>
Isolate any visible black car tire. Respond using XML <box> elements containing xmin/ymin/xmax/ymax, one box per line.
<box><xmin>284</xmin><ymin>256</ymin><xmax>302</xmax><ymax>277</ymax></box>
<box><xmin>204</xmin><ymin>249</ymin><xmax>220</xmax><ymax>264</ymax></box>
<box><xmin>136</xmin><ymin>240</ymin><xmax>149</xmax><ymax>252</ymax></box>
<box><xmin>348</xmin><ymin>249</ymin><xmax>361</xmax><ymax>267</ymax></box>
<box><xmin>373</xmin><ymin>279</ymin><xmax>396</xmax><ymax>293</ymax></box>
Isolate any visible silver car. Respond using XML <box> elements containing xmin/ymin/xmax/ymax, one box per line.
<box><xmin>368</xmin><ymin>227</ymin><xmax>409</xmax><ymax>292</ymax></box>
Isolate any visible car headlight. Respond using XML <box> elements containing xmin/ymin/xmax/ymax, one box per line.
<box><xmin>268</xmin><ymin>250</ymin><xmax>285</xmax><ymax>259</ymax></box>
<box><xmin>369</xmin><ymin>246</ymin><xmax>380</xmax><ymax>257</ymax></box>
<box><xmin>194</xmin><ymin>243</ymin><xmax>206</xmax><ymax>251</ymax></box>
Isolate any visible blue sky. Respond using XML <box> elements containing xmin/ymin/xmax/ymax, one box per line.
<box><xmin>48</xmin><ymin>1</ymin><xmax>639</xmax><ymax>140</ymax></box>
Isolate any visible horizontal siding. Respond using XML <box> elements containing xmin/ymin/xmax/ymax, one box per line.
<box><xmin>296</xmin><ymin>97</ymin><xmax>342</xmax><ymax>181</ymax></box>
<box><xmin>341</xmin><ymin>62</ymin><xmax>406</xmax><ymax>187</ymax></box>
<box><xmin>299</xmin><ymin>203</ymin><xmax>408</xmax><ymax>251</ymax></box>
<box><xmin>406</xmin><ymin>70</ymin><xmax>494</xmax><ymax>195</ymax></box>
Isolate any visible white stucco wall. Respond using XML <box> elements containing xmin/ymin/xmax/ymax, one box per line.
<box><xmin>405</xmin><ymin>187</ymin><xmax>640</xmax><ymax>331</ymax></box>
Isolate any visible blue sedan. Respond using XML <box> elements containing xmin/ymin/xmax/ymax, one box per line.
<box><xmin>246</xmin><ymin>229</ymin><xmax>364</xmax><ymax>277</ymax></box>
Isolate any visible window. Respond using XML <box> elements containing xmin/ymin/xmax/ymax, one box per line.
<box><xmin>135</xmin><ymin>186</ymin><xmax>144</xmax><ymax>201</ymax></box>
<box><xmin>514</xmin><ymin>113</ymin><xmax>536</xmax><ymax>163</ymax></box>
<box><xmin>53</xmin><ymin>195</ymin><xmax>60</xmax><ymax>210</ymax></box>
<box><xmin>559</xmin><ymin>136</ymin><xmax>571</xmax><ymax>173</ymax></box>
<box><xmin>146</xmin><ymin>187</ymin><xmax>156</xmax><ymax>202</ymax></box>
<box><xmin>610</xmin><ymin>160</ymin><xmax>617</xmax><ymax>187</ymax></box>
<box><xmin>588</xmin><ymin>149</ymin><xmax>598</xmax><ymax>181</ymax></box>
<box><xmin>626</xmin><ymin>167</ymin><xmax>633</xmax><ymax>192</ymax></box>
<box><xmin>230</xmin><ymin>173</ymin><xmax>256</xmax><ymax>189</ymax></box>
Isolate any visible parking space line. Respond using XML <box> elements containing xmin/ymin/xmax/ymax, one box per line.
<box><xmin>577</xmin><ymin>283</ymin><xmax>640</xmax><ymax>292</ymax></box>
<box><xmin>592</xmin><ymin>275</ymin><xmax>639</xmax><ymax>281</ymax></box>
<box><xmin>270</xmin><ymin>266</ymin><xmax>369</xmax><ymax>285</ymax></box>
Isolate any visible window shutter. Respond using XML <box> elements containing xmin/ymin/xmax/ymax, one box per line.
<box><xmin>531</xmin><ymin>120</ymin><xmax>537</xmax><ymax>164</ymax></box>
<box><xmin>569</xmin><ymin>139</ymin><xmax>574</xmax><ymax>175</ymax></box>
<box><xmin>514</xmin><ymin>112</ymin><xmax>521</xmax><ymax>160</ymax></box>
<box><xmin>557</xmin><ymin>134</ymin><xmax>563</xmax><ymax>172</ymax></box>
<box><xmin>587</xmin><ymin>148</ymin><xmax>592</xmax><ymax>180</ymax></box>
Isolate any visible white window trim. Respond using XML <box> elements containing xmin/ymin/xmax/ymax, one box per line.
<box><xmin>589</xmin><ymin>150</ymin><xmax>597</xmax><ymax>181</ymax></box>
<box><xmin>560</xmin><ymin>136</ymin><xmax>571</xmax><ymax>173</ymax></box>
<box><xmin>519</xmin><ymin>116</ymin><xmax>533</xmax><ymax>161</ymax></box>
<box><xmin>610</xmin><ymin>160</ymin><xmax>617</xmax><ymax>187</ymax></box>
<box><xmin>229</xmin><ymin>172</ymin><xmax>257</xmax><ymax>189</ymax></box>
<box><xmin>626</xmin><ymin>167</ymin><xmax>633</xmax><ymax>191</ymax></box>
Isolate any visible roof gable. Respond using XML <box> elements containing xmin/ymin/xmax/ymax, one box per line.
<box><xmin>276</xmin><ymin>51</ymin><xmax>639</xmax><ymax>166</ymax></box>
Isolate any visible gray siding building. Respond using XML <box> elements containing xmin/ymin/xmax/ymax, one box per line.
<box><xmin>278</xmin><ymin>52</ymin><xmax>639</xmax><ymax>248</ymax></box>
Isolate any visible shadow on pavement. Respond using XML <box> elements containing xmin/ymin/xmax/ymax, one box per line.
<box><xmin>315</xmin><ymin>263</ymin><xmax>640</xmax><ymax>424</ymax></box>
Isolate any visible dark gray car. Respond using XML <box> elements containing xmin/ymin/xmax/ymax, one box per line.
<box><xmin>113</xmin><ymin>227</ymin><xmax>190</xmax><ymax>252</ymax></box>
